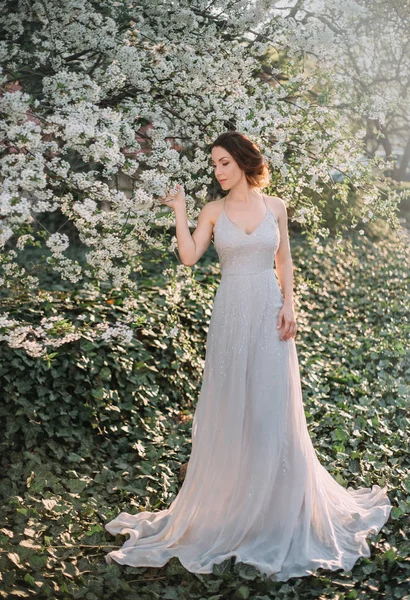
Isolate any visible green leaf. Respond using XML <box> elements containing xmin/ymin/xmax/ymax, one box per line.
<box><xmin>234</xmin><ymin>586</ymin><xmax>250</xmax><ymax>600</ymax></box>
<box><xmin>66</xmin><ymin>479</ymin><xmax>88</xmax><ymax>493</ymax></box>
<box><xmin>23</xmin><ymin>573</ymin><xmax>35</xmax><ymax>587</ymax></box>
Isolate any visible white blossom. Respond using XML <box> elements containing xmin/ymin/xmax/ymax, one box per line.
<box><xmin>100</xmin><ymin>323</ymin><xmax>134</xmax><ymax>345</ymax></box>
<box><xmin>0</xmin><ymin>0</ymin><xmax>406</xmax><ymax>353</ymax></box>
<box><xmin>45</xmin><ymin>232</ymin><xmax>70</xmax><ymax>254</ymax></box>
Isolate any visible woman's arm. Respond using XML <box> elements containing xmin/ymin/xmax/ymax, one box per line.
<box><xmin>174</xmin><ymin>202</ymin><xmax>215</xmax><ymax>266</ymax></box>
<box><xmin>159</xmin><ymin>184</ymin><xmax>215</xmax><ymax>266</ymax></box>
<box><xmin>272</xmin><ymin>197</ymin><xmax>297</xmax><ymax>341</ymax></box>
<box><xmin>274</xmin><ymin>198</ymin><xmax>294</xmax><ymax>306</ymax></box>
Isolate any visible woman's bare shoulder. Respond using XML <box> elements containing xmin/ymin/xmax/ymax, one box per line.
<box><xmin>200</xmin><ymin>198</ymin><xmax>225</xmax><ymax>226</ymax></box>
<box><xmin>264</xmin><ymin>194</ymin><xmax>287</xmax><ymax>222</ymax></box>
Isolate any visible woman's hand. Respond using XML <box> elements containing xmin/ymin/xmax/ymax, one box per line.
<box><xmin>277</xmin><ymin>301</ymin><xmax>297</xmax><ymax>341</ymax></box>
<box><xmin>158</xmin><ymin>183</ymin><xmax>186</xmax><ymax>212</ymax></box>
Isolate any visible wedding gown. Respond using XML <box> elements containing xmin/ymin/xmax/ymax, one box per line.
<box><xmin>105</xmin><ymin>194</ymin><xmax>392</xmax><ymax>581</ymax></box>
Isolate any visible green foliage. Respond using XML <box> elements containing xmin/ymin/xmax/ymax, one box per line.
<box><xmin>0</xmin><ymin>230</ymin><xmax>409</xmax><ymax>599</ymax></box>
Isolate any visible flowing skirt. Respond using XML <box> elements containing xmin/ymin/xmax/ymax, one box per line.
<box><xmin>105</xmin><ymin>270</ymin><xmax>392</xmax><ymax>581</ymax></box>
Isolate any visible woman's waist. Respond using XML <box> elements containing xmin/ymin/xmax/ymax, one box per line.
<box><xmin>219</xmin><ymin>267</ymin><xmax>283</xmax><ymax>295</ymax></box>
<box><xmin>220</xmin><ymin>267</ymin><xmax>275</xmax><ymax>278</ymax></box>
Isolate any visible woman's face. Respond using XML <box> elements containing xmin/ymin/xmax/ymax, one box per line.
<box><xmin>211</xmin><ymin>146</ymin><xmax>244</xmax><ymax>190</ymax></box>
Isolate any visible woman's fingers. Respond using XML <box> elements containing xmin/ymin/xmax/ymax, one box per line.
<box><xmin>158</xmin><ymin>194</ymin><xmax>173</xmax><ymax>204</ymax></box>
<box><xmin>158</xmin><ymin>184</ymin><xmax>183</xmax><ymax>205</ymax></box>
<box><xmin>157</xmin><ymin>183</ymin><xmax>186</xmax><ymax>211</ymax></box>
<box><xmin>289</xmin><ymin>321</ymin><xmax>297</xmax><ymax>340</ymax></box>
<box><xmin>279</xmin><ymin>318</ymin><xmax>298</xmax><ymax>340</ymax></box>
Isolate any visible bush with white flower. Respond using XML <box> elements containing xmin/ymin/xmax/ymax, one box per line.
<box><xmin>0</xmin><ymin>0</ymin><xmax>408</xmax><ymax>357</ymax></box>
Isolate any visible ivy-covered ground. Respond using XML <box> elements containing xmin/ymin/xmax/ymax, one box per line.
<box><xmin>0</xmin><ymin>229</ymin><xmax>409</xmax><ymax>599</ymax></box>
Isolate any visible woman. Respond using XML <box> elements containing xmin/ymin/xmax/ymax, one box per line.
<box><xmin>105</xmin><ymin>131</ymin><xmax>391</xmax><ymax>582</ymax></box>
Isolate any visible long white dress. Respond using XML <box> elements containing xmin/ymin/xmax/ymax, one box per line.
<box><xmin>104</xmin><ymin>194</ymin><xmax>392</xmax><ymax>581</ymax></box>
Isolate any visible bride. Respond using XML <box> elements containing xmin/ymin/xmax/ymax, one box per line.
<box><xmin>105</xmin><ymin>130</ymin><xmax>392</xmax><ymax>582</ymax></box>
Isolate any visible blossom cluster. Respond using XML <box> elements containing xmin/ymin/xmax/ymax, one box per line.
<box><xmin>0</xmin><ymin>0</ymin><xmax>406</xmax><ymax>354</ymax></box>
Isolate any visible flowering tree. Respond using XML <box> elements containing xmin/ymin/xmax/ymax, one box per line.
<box><xmin>0</xmin><ymin>0</ymin><xmax>407</xmax><ymax>357</ymax></box>
<box><xmin>277</xmin><ymin>0</ymin><xmax>410</xmax><ymax>178</ymax></box>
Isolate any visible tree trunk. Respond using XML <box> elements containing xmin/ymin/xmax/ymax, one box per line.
<box><xmin>394</xmin><ymin>136</ymin><xmax>410</xmax><ymax>181</ymax></box>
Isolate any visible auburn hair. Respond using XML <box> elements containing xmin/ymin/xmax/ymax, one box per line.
<box><xmin>210</xmin><ymin>131</ymin><xmax>270</xmax><ymax>189</ymax></box>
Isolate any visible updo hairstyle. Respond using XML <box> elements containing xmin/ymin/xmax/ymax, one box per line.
<box><xmin>210</xmin><ymin>131</ymin><xmax>270</xmax><ymax>189</ymax></box>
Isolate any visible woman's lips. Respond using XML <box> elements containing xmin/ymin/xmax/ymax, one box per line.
<box><xmin>219</xmin><ymin>179</ymin><xmax>227</xmax><ymax>183</ymax></box>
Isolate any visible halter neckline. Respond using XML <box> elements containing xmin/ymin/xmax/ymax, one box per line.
<box><xmin>223</xmin><ymin>193</ymin><xmax>269</xmax><ymax>236</ymax></box>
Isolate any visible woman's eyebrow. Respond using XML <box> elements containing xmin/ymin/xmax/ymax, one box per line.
<box><xmin>211</xmin><ymin>156</ymin><xmax>230</xmax><ymax>164</ymax></box>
